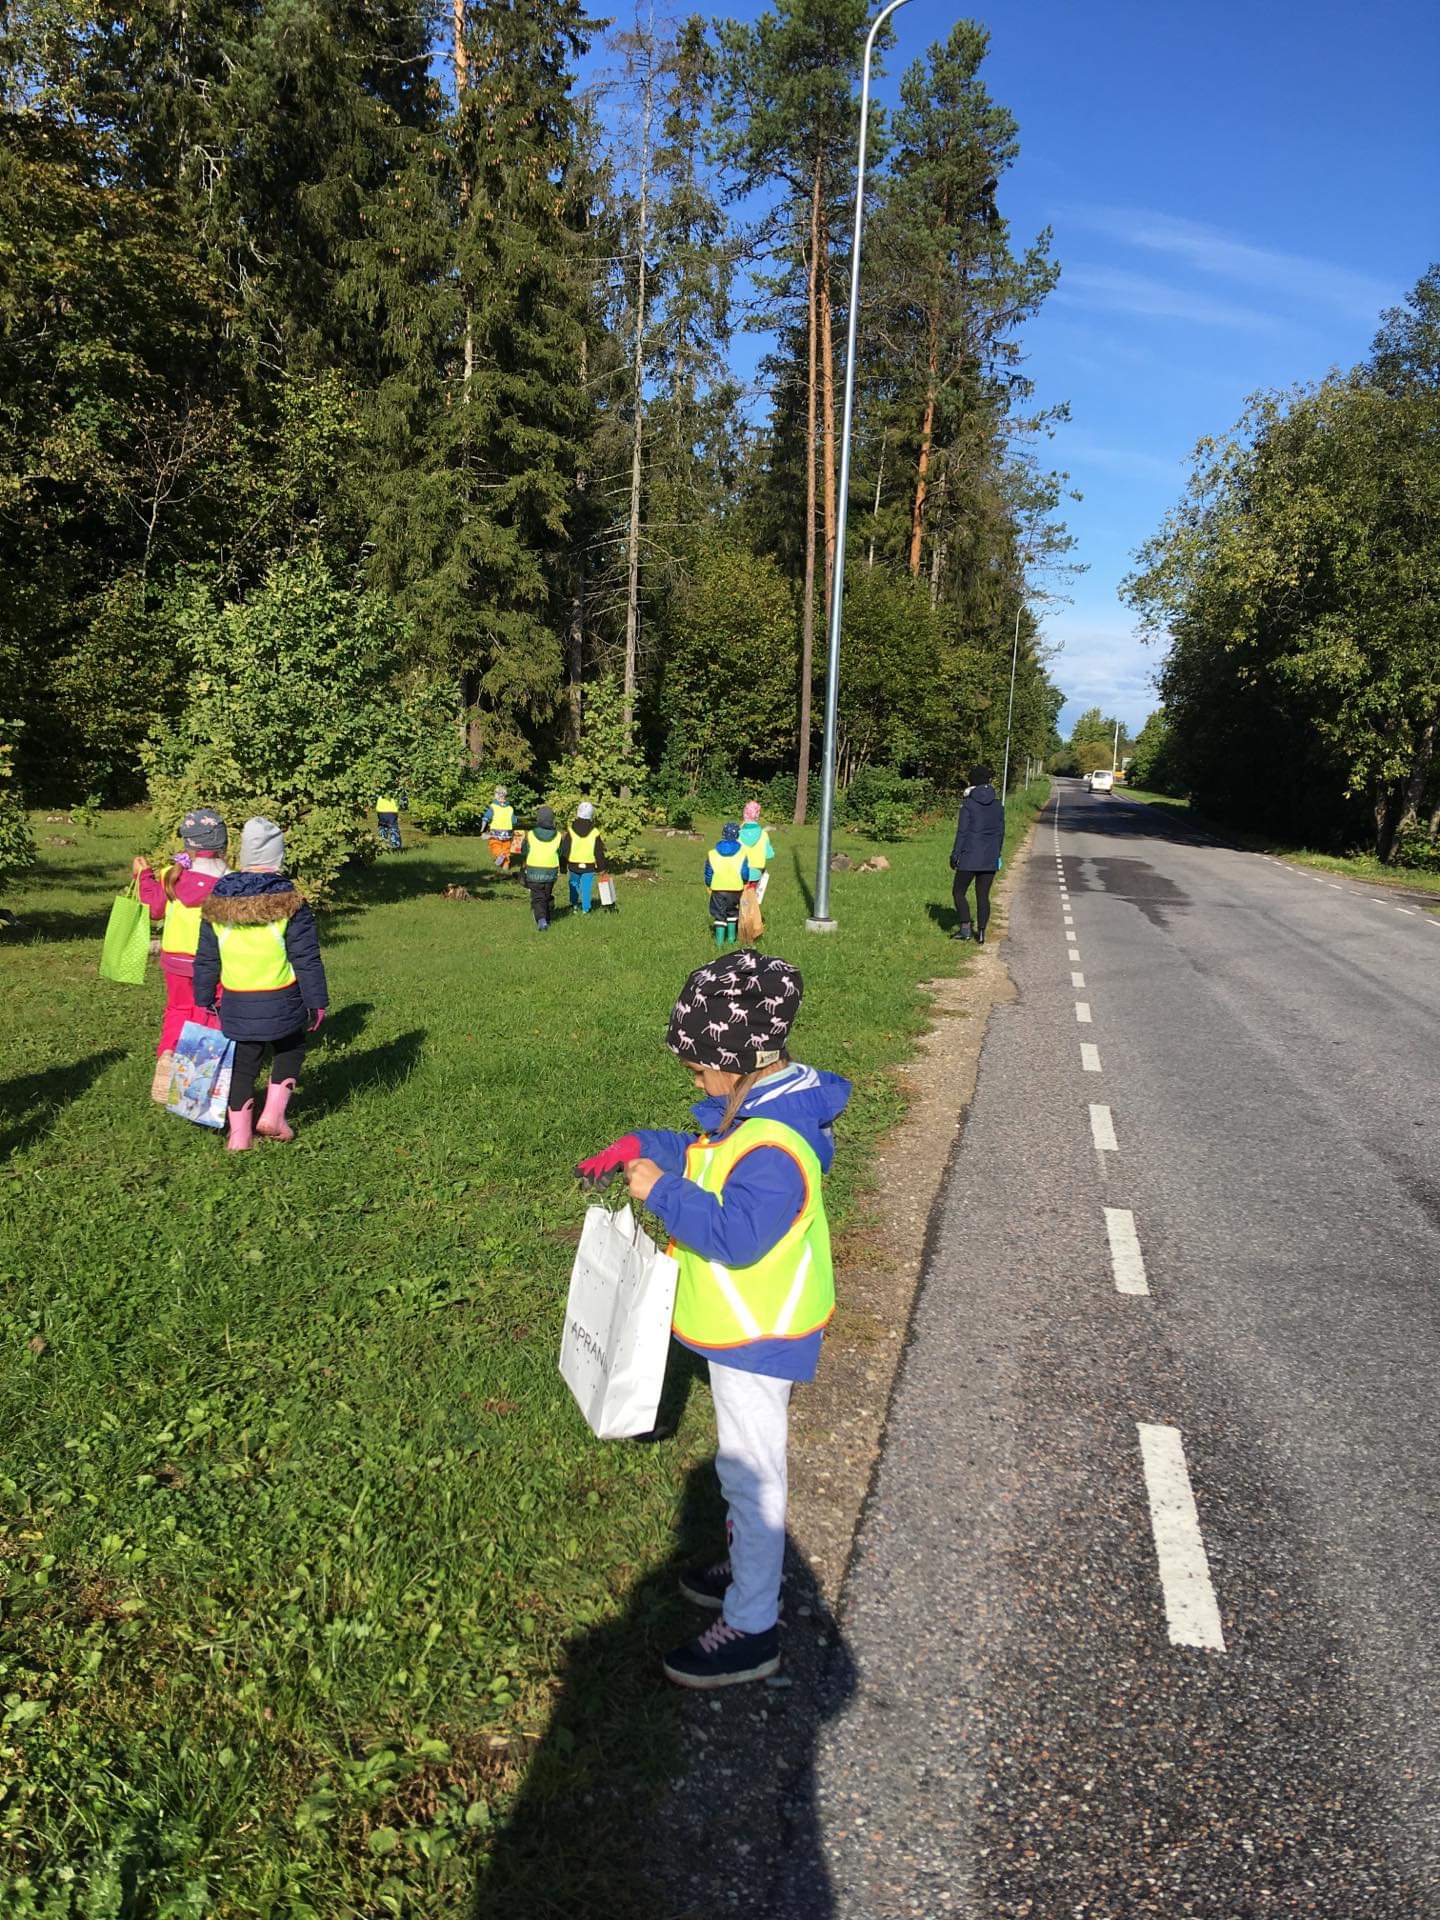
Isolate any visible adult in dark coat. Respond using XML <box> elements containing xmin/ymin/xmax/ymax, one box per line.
<box><xmin>949</xmin><ymin>764</ymin><xmax>1005</xmax><ymax>943</ymax></box>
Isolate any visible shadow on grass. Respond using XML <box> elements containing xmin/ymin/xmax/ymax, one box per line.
<box><xmin>315</xmin><ymin>1001</ymin><xmax>374</xmax><ymax>1051</ymax></box>
<box><xmin>475</xmin><ymin>1458</ymin><xmax>852</xmax><ymax>1919</ymax></box>
<box><xmin>331</xmin><ymin>855</ymin><xmax>521</xmax><ymax>911</ymax></box>
<box><xmin>926</xmin><ymin>898</ymin><xmax>964</xmax><ymax>936</ymax></box>
<box><xmin>6</xmin><ymin>905</ymin><xmax>116</xmax><ymax>946</ymax></box>
<box><xmin>0</xmin><ymin>1049</ymin><xmax>127</xmax><ymax>1161</ymax></box>
<box><xmin>302</xmin><ymin>1027</ymin><xmax>427</xmax><ymax>1121</ymax></box>
<box><xmin>792</xmin><ymin>845</ymin><xmax>815</xmax><ymax>916</ymax></box>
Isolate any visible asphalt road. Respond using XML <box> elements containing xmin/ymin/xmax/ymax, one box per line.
<box><xmin>789</xmin><ymin>778</ymin><xmax>1440</xmax><ymax>1918</ymax></box>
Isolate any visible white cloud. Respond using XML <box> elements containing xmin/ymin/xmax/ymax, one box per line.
<box><xmin>1057</xmin><ymin>265</ymin><xmax>1299</xmax><ymax>336</ymax></box>
<box><xmin>1062</xmin><ymin>206</ymin><xmax>1394</xmax><ymax>323</ymax></box>
<box><xmin>1039</xmin><ymin>610</ymin><xmax>1162</xmax><ymax>732</ymax></box>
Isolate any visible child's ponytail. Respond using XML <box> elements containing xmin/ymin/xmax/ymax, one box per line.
<box><xmin>715</xmin><ymin>1055</ymin><xmax>789</xmax><ymax>1138</ymax></box>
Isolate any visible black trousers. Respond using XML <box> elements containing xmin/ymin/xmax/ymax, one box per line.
<box><xmin>952</xmin><ymin>868</ymin><xmax>994</xmax><ymax>932</ymax></box>
<box><xmin>229</xmin><ymin>1029</ymin><xmax>306</xmax><ymax>1111</ymax></box>
<box><xmin>526</xmin><ymin>876</ymin><xmax>556</xmax><ymax>925</ymax></box>
<box><xmin>709</xmin><ymin>888</ymin><xmax>741</xmax><ymax>926</ymax></box>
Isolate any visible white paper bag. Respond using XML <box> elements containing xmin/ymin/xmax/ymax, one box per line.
<box><xmin>559</xmin><ymin>1204</ymin><xmax>679</xmax><ymax>1439</ymax></box>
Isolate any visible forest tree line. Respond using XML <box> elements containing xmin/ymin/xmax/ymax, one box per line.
<box><xmin>1125</xmin><ymin>267</ymin><xmax>1440</xmax><ymax>868</ymax></box>
<box><xmin>1</xmin><ymin>0</ymin><xmax>1070</xmax><ymax>882</ymax></box>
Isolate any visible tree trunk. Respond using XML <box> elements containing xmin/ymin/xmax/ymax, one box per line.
<box><xmin>453</xmin><ymin>0</ymin><xmax>472</xmax><ymax>403</ymax></box>
<box><xmin>820</xmin><ymin>236</ymin><xmax>837</xmax><ymax>617</ymax></box>
<box><xmin>867</xmin><ymin>430</ymin><xmax>885</xmax><ymax>571</ymax></box>
<box><xmin>908</xmin><ymin>336</ymin><xmax>938</xmax><ymax>577</ymax></box>
<box><xmin>795</xmin><ymin>155</ymin><xmax>822</xmax><ymax>829</ymax></box>
<box><xmin>1396</xmin><ymin>718</ymin><xmax>1436</xmax><ymax>844</ymax></box>
<box><xmin>622</xmin><ymin>42</ymin><xmax>654</xmax><ymax>755</ymax></box>
<box><xmin>1375</xmin><ymin>785</ymin><xmax>1401</xmax><ymax>863</ymax></box>
<box><xmin>928</xmin><ymin>467</ymin><xmax>947</xmax><ymax>606</ymax></box>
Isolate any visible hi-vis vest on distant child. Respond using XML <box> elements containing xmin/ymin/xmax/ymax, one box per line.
<box><xmin>568</xmin><ymin>827</ymin><xmax>600</xmax><ymax>867</ymax></box>
<box><xmin>707</xmin><ymin>843</ymin><xmax>747</xmax><ymax>890</ymax></box>
<box><xmin>490</xmin><ymin>803</ymin><xmax>515</xmax><ymax>833</ymax></box>
<box><xmin>214</xmin><ymin>921</ymin><xmax>297</xmax><ymax>993</ymax></box>
<box><xmin>670</xmin><ymin>1118</ymin><xmax>835</xmax><ymax>1347</ymax></box>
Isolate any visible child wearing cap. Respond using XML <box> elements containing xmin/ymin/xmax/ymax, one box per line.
<box><xmin>193</xmin><ymin>818</ymin><xmax>329</xmax><ymax>1151</ymax></box>
<box><xmin>481</xmin><ymin>787</ymin><xmax>515</xmax><ymax>870</ymax></box>
<box><xmin>133</xmin><ymin>808</ymin><xmax>230</xmax><ymax>1102</ymax></box>
<box><xmin>576</xmin><ymin>951</ymin><xmax>851</xmax><ymax>1689</ymax></box>
<box><xmin>516</xmin><ymin>805</ymin><xmax>563</xmax><ymax>931</ymax></box>
<box><xmin>560</xmin><ymin>802</ymin><xmax>606</xmax><ymax>916</ymax></box>
<box><xmin>704</xmin><ymin>822</ymin><xmax>752</xmax><ymax>949</ymax></box>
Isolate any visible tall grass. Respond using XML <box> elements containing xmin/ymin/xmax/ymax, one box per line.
<box><xmin>1</xmin><ymin>784</ymin><xmax>1047</xmax><ymax>1916</ymax></box>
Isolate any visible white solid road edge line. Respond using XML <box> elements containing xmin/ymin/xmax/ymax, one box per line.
<box><xmin>1075</xmin><ymin>1001</ymin><xmax>1092</xmax><ymax>1024</ymax></box>
<box><xmin>1137</xmin><ymin>1423</ymin><xmax>1227</xmax><ymax>1653</ymax></box>
<box><xmin>1081</xmin><ymin>1042</ymin><xmax>1102</xmax><ymax>1072</ymax></box>
<box><xmin>1089</xmin><ymin>1103</ymin><xmax>1118</xmax><ymax>1151</ymax></box>
<box><xmin>1104</xmin><ymin>1205</ymin><xmax>1147</xmax><ymax>1294</ymax></box>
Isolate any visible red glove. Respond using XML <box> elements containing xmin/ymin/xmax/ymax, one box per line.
<box><xmin>307</xmin><ymin>1007</ymin><xmax>327</xmax><ymax>1033</ymax></box>
<box><xmin>576</xmin><ymin>1134</ymin><xmax>641</xmax><ymax>1188</ymax></box>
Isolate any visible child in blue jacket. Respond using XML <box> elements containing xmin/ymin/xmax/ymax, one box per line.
<box><xmin>577</xmin><ymin>950</ymin><xmax>850</xmax><ymax>1689</ymax></box>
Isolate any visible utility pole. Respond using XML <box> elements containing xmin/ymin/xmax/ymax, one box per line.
<box><xmin>1112</xmin><ymin>717</ymin><xmax>1121</xmax><ymax>774</ymax></box>
<box><xmin>808</xmin><ymin>0</ymin><xmax>911</xmax><ymax>934</ymax></box>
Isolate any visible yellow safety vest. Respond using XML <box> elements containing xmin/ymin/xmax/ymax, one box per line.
<box><xmin>162</xmin><ymin>894</ymin><xmax>204</xmax><ymax>958</ymax></box>
<box><xmin>671</xmin><ymin>1119</ymin><xmax>834</xmax><ymax>1348</ymax></box>
<box><xmin>523</xmin><ymin>833</ymin><xmax>561</xmax><ymax>872</ymax></box>
<box><xmin>214</xmin><ymin>920</ymin><xmax>296</xmax><ymax>992</ymax></box>
<box><xmin>739</xmin><ymin>827</ymin><xmax>772</xmax><ymax>874</ymax></box>
<box><xmin>376</xmin><ymin>794</ymin><xmax>400</xmax><ymax>814</ymax></box>
<box><xmin>490</xmin><ymin>803</ymin><xmax>514</xmax><ymax>834</ymax></box>
<box><xmin>708</xmin><ymin>845</ymin><xmax>747</xmax><ymax>890</ymax></box>
<box><xmin>567</xmin><ymin>828</ymin><xmax>599</xmax><ymax>866</ymax></box>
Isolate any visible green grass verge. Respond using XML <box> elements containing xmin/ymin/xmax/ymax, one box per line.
<box><xmin>1</xmin><ymin>782</ymin><xmax>1047</xmax><ymax>1917</ymax></box>
<box><xmin>1120</xmin><ymin>788</ymin><xmax>1440</xmax><ymax>902</ymax></box>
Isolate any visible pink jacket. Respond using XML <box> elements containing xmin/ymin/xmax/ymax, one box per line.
<box><xmin>138</xmin><ymin>864</ymin><xmax>226</xmax><ymax>975</ymax></box>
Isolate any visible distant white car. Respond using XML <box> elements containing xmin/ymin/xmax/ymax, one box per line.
<box><xmin>1086</xmin><ymin>769</ymin><xmax>1115</xmax><ymax>793</ymax></box>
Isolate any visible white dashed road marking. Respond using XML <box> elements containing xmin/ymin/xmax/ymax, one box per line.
<box><xmin>1069</xmin><ymin>947</ymin><xmax>1081</xmax><ymax>962</ymax></box>
<box><xmin>1137</xmin><ymin>1424</ymin><xmax>1227</xmax><ymax>1653</ymax></box>
<box><xmin>1081</xmin><ymin>1042</ymin><xmax>1101</xmax><ymax>1072</ymax></box>
<box><xmin>1075</xmin><ymin>1001</ymin><xmax>1092</xmax><ymax>1024</ymax></box>
<box><xmin>1089</xmin><ymin>1103</ymin><xmax>1118</xmax><ymax>1152</ymax></box>
<box><xmin>1104</xmin><ymin>1206</ymin><xmax>1148</xmax><ymax>1295</ymax></box>
<box><xmin>1071</xmin><ymin>970</ymin><xmax>1086</xmax><ymax>988</ymax></box>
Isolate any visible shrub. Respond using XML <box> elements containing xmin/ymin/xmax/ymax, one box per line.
<box><xmin>1394</xmin><ymin>828</ymin><xmax>1440</xmax><ymax>873</ymax></box>
<box><xmin>142</xmin><ymin>553</ymin><xmax>413</xmax><ymax>896</ymax></box>
<box><xmin>546</xmin><ymin>676</ymin><xmax>648</xmax><ymax>864</ymax></box>
<box><xmin>0</xmin><ymin>722</ymin><xmax>37</xmax><ymax>897</ymax></box>
<box><xmin>839</xmin><ymin>766</ymin><xmax>930</xmax><ymax>837</ymax></box>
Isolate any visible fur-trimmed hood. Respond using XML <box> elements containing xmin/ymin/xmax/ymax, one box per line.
<box><xmin>202</xmin><ymin>872</ymin><xmax>306</xmax><ymax>926</ymax></box>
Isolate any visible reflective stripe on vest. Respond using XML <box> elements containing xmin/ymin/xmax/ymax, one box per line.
<box><xmin>490</xmin><ymin>804</ymin><xmax>514</xmax><ymax>833</ymax></box>
<box><xmin>670</xmin><ymin>1118</ymin><xmax>835</xmax><ymax>1347</ymax></box>
<box><xmin>214</xmin><ymin>919</ymin><xmax>296</xmax><ymax>992</ymax></box>
<box><xmin>568</xmin><ymin>828</ymin><xmax>599</xmax><ymax>865</ymax></box>
<box><xmin>525</xmin><ymin>834</ymin><xmax>561</xmax><ymax>872</ymax></box>
<box><xmin>162</xmin><ymin>895</ymin><xmax>204</xmax><ymax>957</ymax></box>
<box><xmin>708</xmin><ymin>846</ymin><xmax>746</xmax><ymax>890</ymax></box>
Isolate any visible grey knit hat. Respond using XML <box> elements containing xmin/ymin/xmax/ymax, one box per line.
<box><xmin>535</xmin><ymin>804</ymin><xmax>556</xmax><ymax>829</ymax></box>
<box><xmin>238</xmin><ymin>817</ymin><xmax>285</xmax><ymax>870</ymax></box>
<box><xmin>180</xmin><ymin>807</ymin><xmax>227</xmax><ymax>854</ymax></box>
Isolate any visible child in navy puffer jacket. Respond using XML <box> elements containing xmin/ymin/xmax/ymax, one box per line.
<box><xmin>193</xmin><ymin>818</ymin><xmax>329</xmax><ymax>1152</ymax></box>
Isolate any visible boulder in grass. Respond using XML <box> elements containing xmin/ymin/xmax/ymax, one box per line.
<box><xmin>441</xmin><ymin>884</ymin><xmax>473</xmax><ymax>901</ymax></box>
<box><xmin>858</xmin><ymin>855</ymin><xmax>891</xmax><ymax>873</ymax></box>
<box><xmin>830</xmin><ymin>853</ymin><xmax>854</xmax><ymax>872</ymax></box>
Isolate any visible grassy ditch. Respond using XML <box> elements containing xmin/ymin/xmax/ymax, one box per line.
<box><xmin>1120</xmin><ymin>788</ymin><xmax>1440</xmax><ymax>903</ymax></box>
<box><xmin>1</xmin><ymin>781</ymin><xmax>1047</xmax><ymax>1917</ymax></box>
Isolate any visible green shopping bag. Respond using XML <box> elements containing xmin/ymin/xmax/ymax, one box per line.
<box><xmin>98</xmin><ymin>881</ymin><xmax>150</xmax><ymax>985</ymax></box>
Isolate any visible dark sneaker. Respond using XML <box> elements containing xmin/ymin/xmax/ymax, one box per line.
<box><xmin>663</xmin><ymin>1619</ymin><xmax>780</xmax><ymax>1690</ymax></box>
<box><xmin>951</xmin><ymin>924</ymin><xmax>972</xmax><ymax>941</ymax></box>
<box><xmin>678</xmin><ymin>1555</ymin><xmax>731</xmax><ymax>1611</ymax></box>
<box><xmin>975</xmin><ymin>927</ymin><xmax>986</xmax><ymax>945</ymax></box>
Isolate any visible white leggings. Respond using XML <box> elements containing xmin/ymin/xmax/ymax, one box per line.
<box><xmin>710</xmin><ymin>1362</ymin><xmax>792</xmax><ymax>1633</ymax></box>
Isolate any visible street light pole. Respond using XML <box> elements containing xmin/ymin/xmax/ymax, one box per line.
<box><xmin>807</xmin><ymin>0</ymin><xmax>911</xmax><ymax>935</ymax></box>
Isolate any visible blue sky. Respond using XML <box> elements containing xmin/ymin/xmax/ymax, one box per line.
<box><xmin>589</xmin><ymin>0</ymin><xmax>1439</xmax><ymax>736</ymax></box>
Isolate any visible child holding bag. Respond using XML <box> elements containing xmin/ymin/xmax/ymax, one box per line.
<box><xmin>193</xmin><ymin>818</ymin><xmax>328</xmax><ymax>1151</ymax></box>
<box><xmin>576</xmin><ymin>951</ymin><xmax>850</xmax><ymax>1689</ymax></box>
<box><xmin>133</xmin><ymin>807</ymin><xmax>229</xmax><ymax>1101</ymax></box>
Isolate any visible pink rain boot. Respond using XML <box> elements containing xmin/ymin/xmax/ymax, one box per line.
<box><xmin>256</xmin><ymin>1078</ymin><xmax>296</xmax><ymax>1143</ymax></box>
<box><xmin>226</xmin><ymin>1099</ymin><xmax>255</xmax><ymax>1152</ymax></box>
